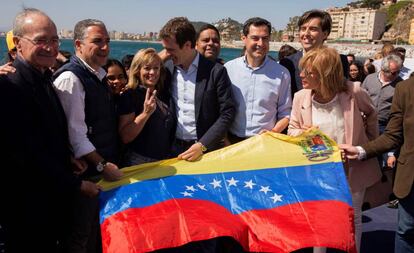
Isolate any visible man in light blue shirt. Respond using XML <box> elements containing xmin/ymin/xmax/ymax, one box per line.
<box><xmin>225</xmin><ymin>17</ymin><xmax>291</xmax><ymax>142</ymax></box>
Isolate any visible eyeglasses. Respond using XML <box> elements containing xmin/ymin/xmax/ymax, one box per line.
<box><xmin>21</xmin><ymin>36</ymin><xmax>61</xmax><ymax>47</ymax></box>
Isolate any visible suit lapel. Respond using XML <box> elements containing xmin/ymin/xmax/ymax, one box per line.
<box><xmin>301</xmin><ymin>90</ymin><xmax>313</xmax><ymax>127</ymax></box>
<box><xmin>339</xmin><ymin>91</ymin><xmax>354</xmax><ymax>144</ymax></box>
<box><xmin>194</xmin><ymin>56</ymin><xmax>207</xmax><ymax>121</ymax></box>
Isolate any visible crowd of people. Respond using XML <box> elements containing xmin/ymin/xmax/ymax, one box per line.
<box><xmin>0</xmin><ymin>6</ymin><xmax>413</xmax><ymax>253</ymax></box>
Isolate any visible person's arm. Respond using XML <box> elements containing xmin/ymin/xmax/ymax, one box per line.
<box><xmin>272</xmin><ymin>69</ymin><xmax>292</xmax><ymax>133</ymax></box>
<box><xmin>271</xmin><ymin>117</ymin><xmax>290</xmax><ymax>133</ymax></box>
<box><xmin>180</xmin><ymin>66</ymin><xmax>235</xmax><ymax>161</ymax></box>
<box><xmin>362</xmin><ymin>83</ymin><xmax>404</xmax><ymax>158</ymax></box>
<box><xmin>54</xmin><ymin>72</ymin><xmax>122</xmax><ymax>181</ymax></box>
<box><xmin>353</xmin><ymin>83</ymin><xmax>379</xmax><ymax>140</ymax></box>
<box><xmin>118</xmin><ymin>89</ymin><xmax>156</xmax><ymax>144</ymax></box>
<box><xmin>0</xmin><ymin>62</ymin><xmax>16</xmax><ymax>75</ymax></box>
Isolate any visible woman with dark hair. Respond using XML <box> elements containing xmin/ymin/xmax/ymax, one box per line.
<box><xmin>363</xmin><ymin>58</ymin><xmax>376</xmax><ymax>76</ymax></box>
<box><xmin>103</xmin><ymin>58</ymin><xmax>128</xmax><ymax>96</ymax></box>
<box><xmin>118</xmin><ymin>48</ymin><xmax>175</xmax><ymax>166</ymax></box>
<box><xmin>349</xmin><ymin>60</ymin><xmax>366</xmax><ymax>83</ymax></box>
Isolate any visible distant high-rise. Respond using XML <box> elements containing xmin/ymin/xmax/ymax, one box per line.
<box><xmin>327</xmin><ymin>7</ymin><xmax>387</xmax><ymax>41</ymax></box>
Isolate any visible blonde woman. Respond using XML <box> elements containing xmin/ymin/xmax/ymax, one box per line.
<box><xmin>118</xmin><ymin>48</ymin><xmax>175</xmax><ymax>166</ymax></box>
<box><xmin>288</xmin><ymin>47</ymin><xmax>381</xmax><ymax>253</ymax></box>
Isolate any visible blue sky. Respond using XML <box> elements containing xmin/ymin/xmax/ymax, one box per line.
<box><xmin>1</xmin><ymin>0</ymin><xmax>351</xmax><ymax>33</ymax></box>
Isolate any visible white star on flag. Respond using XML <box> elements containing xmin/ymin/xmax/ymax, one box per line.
<box><xmin>209</xmin><ymin>179</ymin><xmax>222</xmax><ymax>189</ymax></box>
<box><xmin>180</xmin><ymin>191</ymin><xmax>193</xmax><ymax>197</ymax></box>
<box><xmin>259</xmin><ymin>186</ymin><xmax>272</xmax><ymax>194</ymax></box>
<box><xmin>226</xmin><ymin>177</ymin><xmax>239</xmax><ymax>187</ymax></box>
<box><xmin>197</xmin><ymin>184</ymin><xmax>207</xmax><ymax>191</ymax></box>
<box><xmin>244</xmin><ymin>180</ymin><xmax>256</xmax><ymax>189</ymax></box>
<box><xmin>185</xmin><ymin>185</ymin><xmax>197</xmax><ymax>192</ymax></box>
<box><xmin>270</xmin><ymin>193</ymin><xmax>283</xmax><ymax>203</ymax></box>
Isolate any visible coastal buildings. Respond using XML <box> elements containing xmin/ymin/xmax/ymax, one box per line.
<box><xmin>327</xmin><ymin>7</ymin><xmax>387</xmax><ymax>41</ymax></box>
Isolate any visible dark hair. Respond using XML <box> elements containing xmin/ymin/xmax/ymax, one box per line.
<box><xmin>364</xmin><ymin>61</ymin><xmax>376</xmax><ymax>75</ymax></box>
<box><xmin>59</xmin><ymin>50</ymin><xmax>72</xmax><ymax>59</ymax></box>
<box><xmin>243</xmin><ymin>17</ymin><xmax>271</xmax><ymax>36</ymax></box>
<box><xmin>395</xmin><ymin>47</ymin><xmax>406</xmax><ymax>54</ymax></box>
<box><xmin>196</xmin><ymin>24</ymin><xmax>220</xmax><ymax>41</ymax></box>
<box><xmin>347</xmin><ymin>53</ymin><xmax>355</xmax><ymax>59</ymax></box>
<box><xmin>159</xmin><ymin>17</ymin><xmax>196</xmax><ymax>48</ymax></box>
<box><xmin>349</xmin><ymin>60</ymin><xmax>366</xmax><ymax>82</ymax></box>
<box><xmin>103</xmin><ymin>58</ymin><xmax>127</xmax><ymax>76</ymax></box>
<box><xmin>121</xmin><ymin>54</ymin><xmax>134</xmax><ymax>70</ymax></box>
<box><xmin>278</xmin><ymin>44</ymin><xmax>297</xmax><ymax>61</ymax></box>
<box><xmin>74</xmin><ymin>19</ymin><xmax>106</xmax><ymax>41</ymax></box>
<box><xmin>298</xmin><ymin>9</ymin><xmax>332</xmax><ymax>35</ymax></box>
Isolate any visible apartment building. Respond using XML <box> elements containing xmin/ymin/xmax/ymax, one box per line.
<box><xmin>327</xmin><ymin>7</ymin><xmax>387</xmax><ymax>41</ymax></box>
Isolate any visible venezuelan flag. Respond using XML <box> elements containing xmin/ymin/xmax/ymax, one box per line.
<box><xmin>99</xmin><ymin>129</ymin><xmax>356</xmax><ymax>253</ymax></box>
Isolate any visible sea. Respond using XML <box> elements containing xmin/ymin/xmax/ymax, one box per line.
<box><xmin>0</xmin><ymin>37</ymin><xmax>278</xmax><ymax>64</ymax></box>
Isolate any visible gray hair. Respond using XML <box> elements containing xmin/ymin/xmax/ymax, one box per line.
<box><xmin>13</xmin><ymin>8</ymin><xmax>51</xmax><ymax>37</ymax></box>
<box><xmin>74</xmin><ymin>19</ymin><xmax>106</xmax><ymax>41</ymax></box>
<box><xmin>381</xmin><ymin>54</ymin><xmax>403</xmax><ymax>72</ymax></box>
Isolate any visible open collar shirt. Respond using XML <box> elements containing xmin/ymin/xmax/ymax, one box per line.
<box><xmin>225</xmin><ymin>55</ymin><xmax>292</xmax><ymax>137</ymax></box>
<box><xmin>171</xmin><ymin>53</ymin><xmax>199</xmax><ymax>141</ymax></box>
<box><xmin>53</xmin><ymin>56</ymin><xmax>107</xmax><ymax>158</ymax></box>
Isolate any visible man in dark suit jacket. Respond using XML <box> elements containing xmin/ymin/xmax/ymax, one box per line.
<box><xmin>159</xmin><ymin>17</ymin><xmax>235</xmax><ymax>162</ymax></box>
<box><xmin>279</xmin><ymin>9</ymin><xmax>349</xmax><ymax>96</ymax></box>
<box><xmin>0</xmin><ymin>8</ymin><xmax>99</xmax><ymax>252</ymax></box>
<box><xmin>341</xmin><ymin>78</ymin><xmax>414</xmax><ymax>253</ymax></box>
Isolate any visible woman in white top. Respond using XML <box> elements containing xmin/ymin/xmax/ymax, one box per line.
<box><xmin>288</xmin><ymin>47</ymin><xmax>381</xmax><ymax>253</ymax></box>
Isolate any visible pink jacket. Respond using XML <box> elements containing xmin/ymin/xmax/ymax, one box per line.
<box><xmin>288</xmin><ymin>81</ymin><xmax>381</xmax><ymax>193</ymax></box>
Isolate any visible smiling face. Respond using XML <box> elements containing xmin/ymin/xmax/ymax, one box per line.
<box><xmin>196</xmin><ymin>28</ymin><xmax>221</xmax><ymax>61</ymax></box>
<box><xmin>242</xmin><ymin>24</ymin><xmax>270</xmax><ymax>66</ymax></box>
<box><xmin>299</xmin><ymin>17</ymin><xmax>328</xmax><ymax>52</ymax></box>
<box><xmin>161</xmin><ymin>36</ymin><xmax>189</xmax><ymax>66</ymax></box>
<box><xmin>349</xmin><ymin>64</ymin><xmax>360</xmax><ymax>80</ymax></box>
<box><xmin>138</xmin><ymin>58</ymin><xmax>161</xmax><ymax>89</ymax></box>
<box><xmin>15</xmin><ymin>13</ymin><xmax>59</xmax><ymax>72</ymax></box>
<box><xmin>76</xmin><ymin>25</ymin><xmax>110</xmax><ymax>70</ymax></box>
<box><xmin>106</xmin><ymin>64</ymin><xmax>127</xmax><ymax>94</ymax></box>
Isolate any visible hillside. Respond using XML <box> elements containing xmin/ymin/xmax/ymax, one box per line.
<box><xmin>213</xmin><ymin>18</ymin><xmax>243</xmax><ymax>41</ymax></box>
<box><xmin>382</xmin><ymin>1</ymin><xmax>414</xmax><ymax>42</ymax></box>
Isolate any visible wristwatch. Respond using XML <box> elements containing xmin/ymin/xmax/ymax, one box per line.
<box><xmin>196</xmin><ymin>142</ymin><xmax>207</xmax><ymax>153</ymax></box>
<box><xmin>96</xmin><ymin>160</ymin><xmax>108</xmax><ymax>172</ymax></box>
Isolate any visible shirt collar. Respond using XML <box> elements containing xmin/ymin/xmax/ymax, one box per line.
<box><xmin>78</xmin><ymin>57</ymin><xmax>107</xmax><ymax>81</ymax></box>
<box><xmin>177</xmin><ymin>52</ymin><xmax>199</xmax><ymax>73</ymax></box>
<box><xmin>243</xmin><ymin>55</ymin><xmax>268</xmax><ymax>70</ymax></box>
<box><xmin>378</xmin><ymin>71</ymin><xmax>393</xmax><ymax>86</ymax></box>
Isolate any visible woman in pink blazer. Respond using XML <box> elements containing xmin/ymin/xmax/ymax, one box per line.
<box><xmin>288</xmin><ymin>47</ymin><xmax>381</xmax><ymax>253</ymax></box>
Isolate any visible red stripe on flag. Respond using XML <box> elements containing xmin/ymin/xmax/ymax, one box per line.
<box><xmin>101</xmin><ymin>199</ymin><xmax>356</xmax><ymax>253</ymax></box>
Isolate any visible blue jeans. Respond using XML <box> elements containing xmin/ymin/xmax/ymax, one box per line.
<box><xmin>395</xmin><ymin>187</ymin><xmax>414</xmax><ymax>252</ymax></box>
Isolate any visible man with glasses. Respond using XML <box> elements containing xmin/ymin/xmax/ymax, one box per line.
<box><xmin>53</xmin><ymin>19</ymin><xmax>123</xmax><ymax>252</ymax></box>
<box><xmin>362</xmin><ymin>54</ymin><xmax>403</xmax><ymax>170</ymax></box>
<box><xmin>224</xmin><ymin>17</ymin><xmax>291</xmax><ymax>143</ymax></box>
<box><xmin>0</xmin><ymin>8</ymin><xmax>100</xmax><ymax>252</ymax></box>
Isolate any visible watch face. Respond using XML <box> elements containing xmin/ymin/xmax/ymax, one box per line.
<box><xmin>97</xmin><ymin>163</ymin><xmax>104</xmax><ymax>172</ymax></box>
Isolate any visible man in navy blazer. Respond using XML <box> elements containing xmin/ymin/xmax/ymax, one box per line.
<box><xmin>160</xmin><ymin>17</ymin><xmax>235</xmax><ymax>162</ymax></box>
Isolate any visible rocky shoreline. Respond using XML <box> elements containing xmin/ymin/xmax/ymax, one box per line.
<box><xmin>221</xmin><ymin>41</ymin><xmax>414</xmax><ymax>59</ymax></box>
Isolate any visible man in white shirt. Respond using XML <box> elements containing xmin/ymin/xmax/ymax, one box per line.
<box><xmin>225</xmin><ymin>17</ymin><xmax>291</xmax><ymax>143</ymax></box>
<box><xmin>53</xmin><ymin>19</ymin><xmax>122</xmax><ymax>252</ymax></box>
